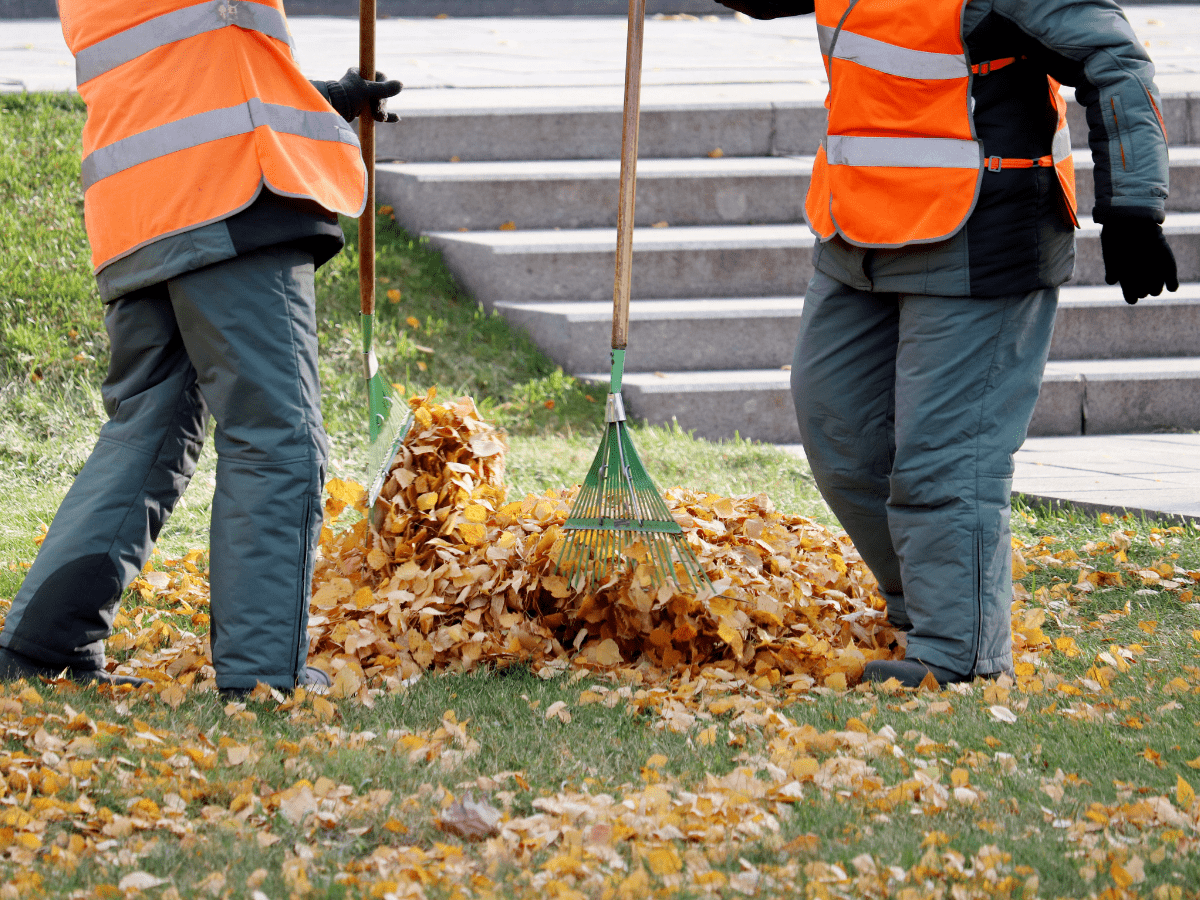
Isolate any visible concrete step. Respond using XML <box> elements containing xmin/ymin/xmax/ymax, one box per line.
<box><xmin>379</xmin><ymin>92</ymin><xmax>1200</xmax><ymax>162</ymax></box>
<box><xmin>428</xmin><ymin>215</ymin><xmax>1200</xmax><ymax>307</ymax></box>
<box><xmin>1052</xmin><ymin>283</ymin><xmax>1200</xmax><ymax>360</ymax></box>
<box><xmin>427</xmin><ymin>224</ymin><xmax>813</xmax><ymax>307</ymax></box>
<box><xmin>496</xmin><ymin>283</ymin><xmax>1200</xmax><ymax>375</ymax></box>
<box><xmin>495</xmin><ymin>296</ymin><xmax>805</xmax><ymax>374</ymax></box>
<box><xmin>381</xmin><ymin>147</ymin><xmax>1200</xmax><ymax>233</ymax></box>
<box><xmin>1033</xmin><ymin>357</ymin><xmax>1200</xmax><ymax>436</ymax></box>
<box><xmin>582</xmin><ymin>356</ymin><xmax>1200</xmax><ymax>443</ymax></box>
<box><xmin>377</xmin><ymin>157</ymin><xmax>811</xmax><ymax>233</ymax></box>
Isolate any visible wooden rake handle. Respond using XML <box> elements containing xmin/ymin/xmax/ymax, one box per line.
<box><xmin>612</xmin><ymin>0</ymin><xmax>647</xmax><ymax>351</ymax></box>
<box><xmin>359</xmin><ymin>0</ymin><xmax>377</xmax><ymax>318</ymax></box>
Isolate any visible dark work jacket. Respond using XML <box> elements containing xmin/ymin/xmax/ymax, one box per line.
<box><xmin>718</xmin><ymin>0</ymin><xmax>1170</xmax><ymax>297</ymax></box>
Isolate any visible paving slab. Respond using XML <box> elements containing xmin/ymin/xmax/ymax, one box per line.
<box><xmin>6</xmin><ymin>7</ymin><xmax>1199</xmax><ymax>95</ymax></box>
<box><xmin>780</xmin><ymin>434</ymin><xmax>1200</xmax><ymax>522</ymax></box>
<box><xmin>1012</xmin><ymin>434</ymin><xmax>1200</xmax><ymax>521</ymax></box>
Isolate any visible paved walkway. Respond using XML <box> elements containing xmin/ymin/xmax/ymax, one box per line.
<box><xmin>4</xmin><ymin>6</ymin><xmax>1200</xmax><ymax>521</ymax></box>
<box><xmin>7</xmin><ymin>6</ymin><xmax>1200</xmax><ymax>95</ymax></box>
<box><xmin>780</xmin><ymin>437</ymin><xmax>1200</xmax><ymax>522</ymax></box>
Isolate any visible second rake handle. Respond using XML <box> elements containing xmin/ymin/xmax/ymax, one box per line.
<box><xmin>612</xmin><ymin>0</ymin><xmax>646</xmax><ymax>352</ymax></box>
<box><xmin>359</xmin><ymin>0</ymin><xmax>377</xmax><ymax>319</ymax></box>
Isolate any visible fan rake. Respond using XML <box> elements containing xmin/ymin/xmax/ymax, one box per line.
<box><xmin>556</xmin><ymin>0</ymin><xmax>711</xmax><ymax>596</ymax></box>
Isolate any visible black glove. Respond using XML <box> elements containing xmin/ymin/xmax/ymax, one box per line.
<box><xmin>714</xmin><ymin>0</ymin><xmax>814</xmax><ymax>18</ymax></box>
<box><xmin>1100</xmin><ymin>217</ymin><xmax>1179</xmax><ymax>305</ymax></box>
<box><xmin>325</xmin><ymin>68</ymin><xmax>402</xmax><ymax>124</ymax></box>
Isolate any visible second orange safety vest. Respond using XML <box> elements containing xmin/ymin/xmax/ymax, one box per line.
<box><xmin>61</xmin><ymin>0</ymin><xmax>369</xmax><ymax>272</ymax></box>
<box><xmin>805</xmin><ymin>0</ymin><xmax>1078</xmax><ymax>249</ymax></box>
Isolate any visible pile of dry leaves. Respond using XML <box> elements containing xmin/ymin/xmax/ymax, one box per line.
<box><xmin>306</xmin><ymin>393</ymin><xmax>900</xmax><ymax>697</ymax></box>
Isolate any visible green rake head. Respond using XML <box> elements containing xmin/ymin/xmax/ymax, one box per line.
<box><xmin>366</xmin><ymin>374</ymin><xmax>413</xmax><ymax>510</ymax></box>
<box><xmin>363</xmin><ymin>317</ymin><xmax>414</xmax><ymax>517</ymax></box>
<box><xmin>557</xmin><ymin>392</ymin><xmax>711</xmax><ymax>595</ymax></box>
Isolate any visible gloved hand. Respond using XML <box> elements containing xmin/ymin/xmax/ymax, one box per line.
<box><xmin>325</xmin><ymin>68</ymin><xmax>402</xmax><ymax>124</ymax></box>
<box><xmin>1100</xmin><ymin>218</ymin><xmax>1179</xmax><ymax>305</ymax></box>
<box><xmin>714</xmin><ymin>0</ymin><xmax>814</xmax><ymax>18</ymax></box>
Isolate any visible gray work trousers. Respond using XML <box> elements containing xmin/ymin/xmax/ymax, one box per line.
<box><xmin>791</xmin><ymin>270</ymin><xmax>1058</xmax><ymax>677</ymax></box>
<box><xmin>0</xmin><ymin>246</ymin><xmax>328</xmax><ymax>691</ymax></box>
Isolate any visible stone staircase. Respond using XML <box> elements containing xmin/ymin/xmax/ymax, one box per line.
<box><xmin>375</xmin><ymin>94</ymin><xmax>1200</xmax><ymax>442</ymax></box>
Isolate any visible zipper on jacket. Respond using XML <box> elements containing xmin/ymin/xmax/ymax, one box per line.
<box><xmin>1110</xmin><ymin>95</ymin><xmax>1132</xmax><ymax>171</ymax></box>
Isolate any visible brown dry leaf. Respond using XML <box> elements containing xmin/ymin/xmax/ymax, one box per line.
<box><xmin>158</xmin><ymin>682</ymin><xmax>187</xmax><ymax>709</ymax></box>
<box><xmin>436</xmin><ymin>792</ymin><xmax>502</xmax><ymax>840</ymax></box>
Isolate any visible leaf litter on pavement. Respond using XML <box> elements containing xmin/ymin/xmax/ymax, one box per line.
<box><xmin>1</xmin><ymin>394</ymin><xmax>1199</xmax><ymax>898</ymax></box>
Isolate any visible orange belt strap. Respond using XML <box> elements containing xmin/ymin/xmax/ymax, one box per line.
<box><xmin>971</xmin><ymin>56</ymin><xmax>1025</xmax><ymax>76</ymax></box>
<box><xmin>986</xmin><ymin>154</ymin><xmax>1054</xmax><ymax>171</ymax></box>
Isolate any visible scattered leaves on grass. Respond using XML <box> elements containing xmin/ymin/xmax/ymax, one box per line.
<box><xmin>2</xmin><ymin>396</ymin><xmax>1199</xmax><ymax>897</ymax></box>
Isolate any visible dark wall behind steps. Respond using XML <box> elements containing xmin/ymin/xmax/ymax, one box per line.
<box><xmin>2</xmin><ymin>0</ymin><xmax>1189</xmax><ymax>18</ymax></box>
<box><xmin>4</xmin><ymin>0</ymin><xmax>720</xmax><ymax>17</ymax></box>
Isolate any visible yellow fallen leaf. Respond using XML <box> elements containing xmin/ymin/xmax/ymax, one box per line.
<box><xmin>458</xmin><ymin>522</ymin><xmax>486</xmax><ymax>545</ymax></box>
<box><xmin>1111</xmin><ymin>862</ymin><xmax>1133</xmax><ymax>889</ymax></box>
<box><xmin>1177</xmin><ymin>774</ymin><xmax>1196</xmax><ymax>809</ymax></box>
<box><xmin>1055</xmin><ymin>636</ymin><xmax>1080</xmax><ymax>657</ymax></box>
<box><xmin>312</xmin><ymin>695</ymin><xmax>337</xmax><ymax>722</ymax></box>
<box><xmin>326</xmin><ymin>478</ymin><xmax>365</xmax><ymax>504</ymax></box>
<box><xmin>647</xmin><ymin>845</ymin><xmax>683</xmax><ymax>875</ymax></box>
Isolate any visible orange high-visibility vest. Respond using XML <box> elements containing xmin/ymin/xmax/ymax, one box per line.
<box><xmin>61</xmin><ymin>0</ymin><xmax>368</xmax><ymax>271</ymax></box>
<box><xmin>805</xmin><ymin>0</ymin><xmax>1077</xmax><ymax>248</ymax></box>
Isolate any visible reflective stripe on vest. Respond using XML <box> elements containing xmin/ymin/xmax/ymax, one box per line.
<box><xmin>817</xmin><ymin>24</ymin><xmax>967</xmax><ymax>80</ymax></box>
<box><xmin>75</xmin><ymin>0</ymin><xmax>294</xmax><ymax>86</ymax></box>
<box><xmin>81</xmin><ymin>100</ymin><xmax>357</xmax><ymax>190</ymax></box>
<box><xmin>827</xmin><ymin>134</ymin><xmax>980</xmax><ymax>169</ymax></box>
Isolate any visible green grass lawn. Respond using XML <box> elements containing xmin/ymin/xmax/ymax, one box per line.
<box><xmin>2</xmin><ymin>93</ymin><xmax>1200</xmax><ymax>900</ymax></box>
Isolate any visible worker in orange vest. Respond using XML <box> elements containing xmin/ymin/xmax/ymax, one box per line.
<box><xmin>0</xmin><ymin>1</ymin><xmax>399</xmax><ymax>696</ymax></box>
<box><xmin>719</xmin><ymin>0</ymin><xmax>1177</xmax><ymax>686</ymax></box>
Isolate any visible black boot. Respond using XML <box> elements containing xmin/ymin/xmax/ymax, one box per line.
<box><xmin>0</xmin><ymin>646</ymin><xmax>150</xmax><ymax>687</ymax></box>
<box><xmin>862</xmin><ymin>658</ymin><xmax>968</xmax><ymax>688</ymax></box>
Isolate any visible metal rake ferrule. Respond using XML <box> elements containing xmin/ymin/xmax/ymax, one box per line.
<box><xmin>605</xmin><ymin>392</ymin><xmax>626</xmax><ymax>424</ymax></box>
